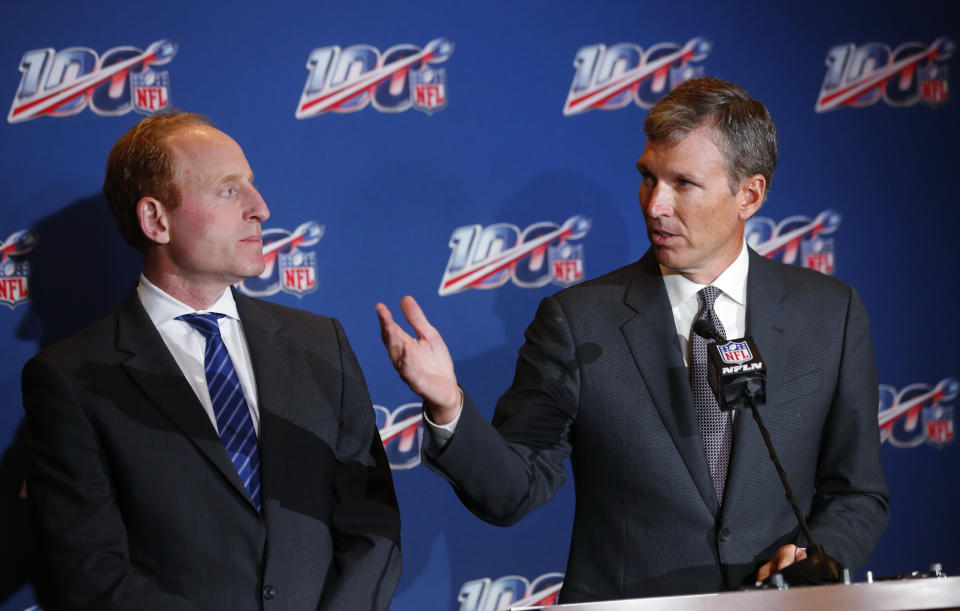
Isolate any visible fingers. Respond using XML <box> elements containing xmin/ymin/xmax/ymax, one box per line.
<box><xmin>756</xmin><ymin>561</ymin><xmax>772</xmax><ymax>583</ymax></box>
<box><xmin>375</xmin><ymin>302</ymin><xmax>392</xmax><ymax>337</ymax></box>
<box><xmin>773</xmin><ymin>544</ymin><xmax>801</xmax><ymax>571</ymax></box>
<box><xmin>399</xmin><ymin>295</ymin><xmax>437</xmax><ymax>340</ymax></box>
<box><xmin>375</xmin><ymin>302</ymin><xmax>409</xmax><ymax>367</ymax></box>
<box><xmin>755</xmin><ymin>544</ymin><xmax>805</xmax><ymax>583</ymax></box>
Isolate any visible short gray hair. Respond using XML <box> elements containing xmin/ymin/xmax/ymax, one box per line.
<box><xmin>644</xmin><ymin>77</ymin><xmax>778</xmax><ymax>196</ymax></box>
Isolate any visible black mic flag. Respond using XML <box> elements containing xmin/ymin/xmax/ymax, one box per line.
<box><xmin>691</xmin><ymin>319</ymin><xmax>766</xmax><ymax>411</ymax></box>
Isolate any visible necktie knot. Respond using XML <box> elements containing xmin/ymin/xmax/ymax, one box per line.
<box><xmin>697</xmin><ymin>286</ymin><xmax>722</xmax><ymax>316</ymax></box>
<box><xmin>177</xmin><ymin>313</ymin><xmax>225</xmax><ymax>339</ymax></box>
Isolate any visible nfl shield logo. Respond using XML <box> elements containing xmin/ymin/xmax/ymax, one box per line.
<box><xmin>801</xmin><ymin>237</ymin><xmax>835</xmax><ymax>275</ymax></box>
<box><xmin>549</xmin><ymin>243</ymin><xmax>585</xmax><ymax>286</ymax></box>
<box><xmin>923</xmin><ymin>405</ymin><xmax>954</xmax><ymax>448</ymax></box>
<box><xmin>279</xmin><ymin>250</ymin><xmax>318</xmax><ymax>298</ymax></box>
<box><xmin>718</xmin><ymin>341</ymin><xmax>753</xmax><ymax>364</ymax></box>
<box><xmin>918</xmin><ymin>64</ymin><xmax>949</xmax><ymax>105</ymax></box>
<box><xmin>0</xmin><ymin>258</ymin><xmax>30</xmax><ymax>308</ymax></box>
<box><xmin>131</xmin><ymin>70</ymin><xmax>171</xmax><ymax>115</ymax></box>
<box><xmin>411</xmin><ymin>66</ymin><xmax>447</xmax><ymax>114</ymax></box>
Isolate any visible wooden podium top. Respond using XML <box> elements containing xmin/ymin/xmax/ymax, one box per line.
<box><xmin>514</xmin><ymin>576</ymin><xmax>960</xmax><ymax>611</ymax></box>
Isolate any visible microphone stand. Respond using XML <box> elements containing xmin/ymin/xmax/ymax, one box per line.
<box><xmin>742</xmin><ymin>381</ymin><xmax>843</xmax><ymax>586</ymax></box>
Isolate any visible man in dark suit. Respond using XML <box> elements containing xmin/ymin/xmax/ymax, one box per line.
<box><xmin>22</xmin><ymin>113</ymin><xmax>401</xmax><ymax>610</ymax></box>
<box><xmin>376</xmin><ymin>78</ymin><xmax>887</xmax><ymax>603</ymax></box>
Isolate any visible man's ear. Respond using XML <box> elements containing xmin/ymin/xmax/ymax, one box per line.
<box><xmin>738</xmin><ymin>174</ymin><xmax>767</xmax><ymax>221</ymax></box>
<box><xmin>137</xmin><ymin>197</ymin><xmax>171</xmax><ymax>245</ymax></box>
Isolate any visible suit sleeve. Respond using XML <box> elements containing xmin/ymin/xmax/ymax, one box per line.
<box><xmin>22</xmin><ymin>355</ymin><xmax>202</xmax><ymax>611</ymax></box>
<box><xmin>422</xmin><ymin>295</ymin><xmax>578</xmax><ymax>526</ymax></box>
<box><xmin>317</xmin><ymin>319</ymin><xmax>402</xmax><ymax>611</ymax></box>
<box><xmin>806</xmin><ymin>287</ymin><xmax>889</xmax><ymax>570</ymax></box>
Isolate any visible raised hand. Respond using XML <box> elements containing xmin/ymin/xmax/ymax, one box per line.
<box><xmin>376</xmin><ymin>296</ymin><xmax>461</xmax><ymax>424</ymax></box>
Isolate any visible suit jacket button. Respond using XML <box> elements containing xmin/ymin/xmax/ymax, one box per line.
<box><xmin>263</xmin><ymin>585</ymin><xmax>277</xmax><ymax>600</ymax></box>
<box><xmin>718</xmin><ymin>527</ymin><xmax>731</xmax><ymax>542</ymax></box>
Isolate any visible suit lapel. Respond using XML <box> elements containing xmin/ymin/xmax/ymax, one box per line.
<box><xmin>722</xmin><ymin>250</ymin><xmax>790</xmax><ymax>514</ymax></box>
<box><xmin>116</xmin><ymin>290</ymin><xmax>255</xmax><ymax>507</ymax></box>
<box><xmin>621</xmin><ymin>252</ymin><xmax>719</xmax><ymax>515</ymax></box>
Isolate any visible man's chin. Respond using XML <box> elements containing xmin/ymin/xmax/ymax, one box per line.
<box><xmin>651</xmin><ymin>248</ymin><xmax>687</xmax><ymax>274</ymax></box>
<box><xmin>231</xmin><ymin>263</ymin><xmax>266</xmax><ymax>285</ymax></box>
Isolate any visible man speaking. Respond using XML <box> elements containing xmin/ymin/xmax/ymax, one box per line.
<box><xmin>378</xmin><ymin>77</ymin><xmax>887</xmax><ymax>603</ymax></box>
<box><xmin>23</xmin><ymin>113</ymin><xmax>401</xmax><ymax>610</ymax></box>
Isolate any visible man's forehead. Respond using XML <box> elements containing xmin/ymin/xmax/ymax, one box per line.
<box><xmin>639</xmin><ymin>126</ymin><xmax>725</xmax><ymax>166</ymax></box>
<box><xmin>166</xmin><ymin>125</ymin><xmax>248</xmax><ymax>178</ymax></box>
<box><xmin>165</xmin><ymin>123</ymin><xmax>230</xmax><ymax>152</ymax></box>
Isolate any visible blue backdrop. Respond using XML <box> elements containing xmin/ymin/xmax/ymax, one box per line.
<box><xmin>1</xmin><ymin>1</ymin><xmax>958</xmax><ymax>609</ymax></box>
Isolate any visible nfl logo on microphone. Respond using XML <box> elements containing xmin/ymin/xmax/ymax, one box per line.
<box><xmin>718</xmin><ymin>341</ymin><xmax>753</xmax><ymax>365</ymax></box>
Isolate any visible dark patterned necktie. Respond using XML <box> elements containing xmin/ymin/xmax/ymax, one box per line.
<box><xmin>177</xmin><ymin>313</ymin><xmax>262</xmax><ymax>511</ymax></box>
<box><xmin>690</xmin><ymin>286</ymin><xmax>731</xmax><ymax>504</ymax></box>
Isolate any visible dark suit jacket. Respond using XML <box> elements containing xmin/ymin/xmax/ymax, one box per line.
<box><xmin>22</xmin><ymin>289</ymin><xmax>401</xmax><ymax>611</ymax></box>
<box><xmin>424</xmin><ymin>248</ymin><xmax>888</xmax><ymax>603</ymax></box>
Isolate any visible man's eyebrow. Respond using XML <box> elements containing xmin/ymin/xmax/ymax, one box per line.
<box><xmin>215</xmin><ymin>172</ymin><xmax>247</xmax><ymax>187</ymax></box>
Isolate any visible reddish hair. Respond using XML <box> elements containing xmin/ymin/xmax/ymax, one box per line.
<box><xmin>102</xmin><ymin>112</ymin><xmax>213</xmax><ymax>248</ymax></box>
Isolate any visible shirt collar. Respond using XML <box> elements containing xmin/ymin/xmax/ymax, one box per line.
<box><xmin>137</xmin><ymin>275</ymin><xmax>240</xmax><ymax>327</ymax></box>
<box><xmin>660</xmin><ymin>240</ymin><xmax>750</xmax><ymax>310</ymax></box>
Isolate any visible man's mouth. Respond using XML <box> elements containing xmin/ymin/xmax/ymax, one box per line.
<box><xmin>649</xmin><ymin>229</ymin><xmax>679</xmax><ymax>245</ymax></box>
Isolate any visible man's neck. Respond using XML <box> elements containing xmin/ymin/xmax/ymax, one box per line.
<box><xmin>662</xmin><ymin>241</ymin><xmax>747</xmax><ymax>286</ymax></box>
<box><xmin>142</xmin><ymin>269</ymin><xmax>231</xmax><ymax>311</ymax></box>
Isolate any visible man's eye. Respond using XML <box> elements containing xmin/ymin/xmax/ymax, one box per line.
<box><xmin>677</xmin><ymin>178</ymin><xmax>691</xmax><ymax>187</ymax></box>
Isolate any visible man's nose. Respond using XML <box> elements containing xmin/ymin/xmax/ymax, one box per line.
<box><xmin>247</xmin><ymin>188</ymin><xmax>270</xmax><ymax>223</ymax></box>
<box><xmin>643</xmin><ymin>184</ymin><xmax>673</xmax><ymax>218</ymax></box>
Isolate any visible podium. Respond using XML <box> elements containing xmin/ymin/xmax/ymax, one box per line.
<box><xmin>513</xmin><ymin>576</ymin><xmax>960</xmax><ymax>610</ymax></box>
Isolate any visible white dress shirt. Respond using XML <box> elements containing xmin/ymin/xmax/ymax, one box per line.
<box><xmin>426</xmin><ymin>241</ymin><xmax>751</xmax><ymax>442</ymax></box>
<box><xmin>137</xmin><ymin>275</ymin><xmax>260</xmax><ymax>436</ymax></box>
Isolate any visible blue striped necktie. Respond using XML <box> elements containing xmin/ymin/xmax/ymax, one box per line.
<box><xmin>177</xmin><ymin>313</ymin><xmax>262</xmax><ymax>512</ymax></box>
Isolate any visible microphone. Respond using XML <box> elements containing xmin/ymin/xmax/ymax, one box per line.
<box><xmin>693</xmin><ymin>321</ymin><xmax>766</xmax><ymax>412</ymax></box>
<box><xmin>692</xmin><ymin>319</ymin><xmax>724</xmax><ymax>343</ymax></box>
<box><xmin>692</xmin><ymin>322</ymin><xmax>842</xmax><ymax>587</ymax></box>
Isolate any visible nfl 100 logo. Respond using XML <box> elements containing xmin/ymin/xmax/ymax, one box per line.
<box><xmin>237</xmin><ymin>221</ymin><xmax>324</xmax><ymax>299</ymax></box>
<box><xmin>458</xmin><ymin>572</ymin><xmax>563</xmax><ymax>611</ymax></box>
<box><xmin>747</xmin><ymin>209</ymin><xmax>841</xmax><ymax>275</ymax></box>
<box><xmin>296</xmin><ymin>38</ymin><xmax>453</xmax><ymax>117</ymax></box>
<box><xmin>8</xmin><ymin>40</ymin><xmax>176</xmax><ymax>123</ymax></box>
<box><xmin>815</xmin><ymin>37</ymin><xmax>953</xmax><ymax>112</ymax></box>
<box><xmin>439</xmin><ymin>215</ymin><xmax>591</xmax><ymax>296</ymax></box>
<box><xmin>718</xmin><ymin>341</ymin><xmax>753</xmax><ymax>364</ymax></box>
<box><xmin>879</xmin><ymin>376</ymin><xmax>958</xmax><ymax>449</ymax></box>
<box><xmin>563</xmin><ymin>36</ymin><xmax>711</xmax><ymax>115</ymax></box>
